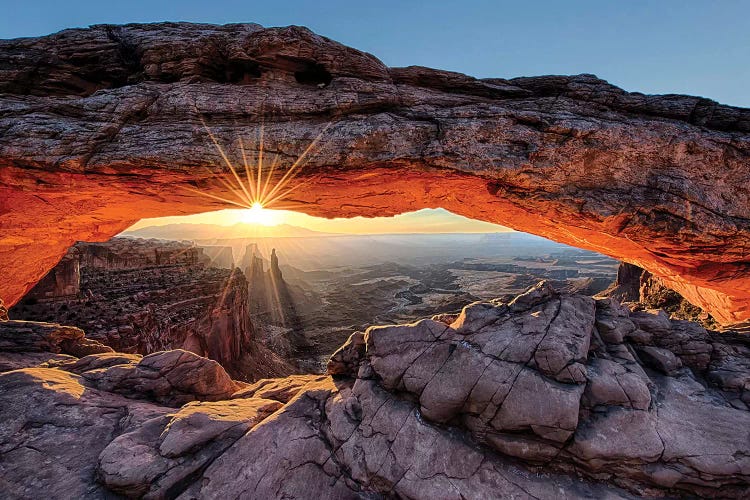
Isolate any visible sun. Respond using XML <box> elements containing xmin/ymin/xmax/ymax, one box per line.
<box><xmin>240</xmin><ymin>202</ymin><xmax>280</xmax><ymax>226</ymax></box>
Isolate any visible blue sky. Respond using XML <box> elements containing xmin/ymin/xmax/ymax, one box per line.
<box><xmin>2</xmin><ymin>0</ymin><xmax>749</xmax><ymax>107</ymax></box>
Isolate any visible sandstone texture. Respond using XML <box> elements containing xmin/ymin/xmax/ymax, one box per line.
<box><xmin>0</xmin><ymin>23</ymin><xmax>749</xmax><ymax>325</ymax></box>
<box><xmin>604</xmin><ymin>261</ymin><xmax>719</xmax><ymax>329</ymax></box>
<box><xmin>1</xmin><ymin>283</ymin><xmax>748</xmax><ymax>498</ymax></box>
<box><xmin>10</xmin><ymin>238</ymin><xmax>295</xmax><ymax>381</ymax></box>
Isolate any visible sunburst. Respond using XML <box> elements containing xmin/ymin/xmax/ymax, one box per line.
<box><xmin>185</xmin><ymin>118</ymin><xmax>333</xmax><ymax>219</ymax></box>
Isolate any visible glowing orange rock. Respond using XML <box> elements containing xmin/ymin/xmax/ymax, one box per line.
<box><xmin>0</xmin><ymin>23</ymin><xmax>749</xmax><ymax>325</ymax></box>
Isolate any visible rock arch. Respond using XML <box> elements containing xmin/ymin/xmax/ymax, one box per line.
<box><xmin>1</xmin><ymin>23</ymin><xmax>749</xmax><ymax>324</ymax></box>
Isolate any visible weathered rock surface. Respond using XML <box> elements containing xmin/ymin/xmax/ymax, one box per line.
<box><xmin>1</xmin><ymin>23</ymin><xmax>749</xmax><ymax>326</ymax></box>
<box><xmin>98</xmin><ymin>397</ymin><xmax>281</xmax><ymax>498</ymax></box>
<box><xmin>1</xmin><ymin>283</ymin><xmax>749</xmax><ymax>498</ymax></box>
<box><xmin>0</xmin><ymin>320</ymin><xmax>113</xmax><ymax>359</ymax></box>
<box><xmin>0</xmin><ymin>368</ymin><xmax>171</xmax><ymax>499</ymax></box>
<box><xmin>603</xmin><ymin>261</ymin><xmax>718</xmax><ymax>329</ymax></box>
<box><xmin>78</xmin><ymin>349</ymin><xmax>241</xmax><ymax>406</ymax></box>
<box><xmin>327</xmin><ymin>283</ymin><xmax>750</xmax><ymax>497</ymax></box>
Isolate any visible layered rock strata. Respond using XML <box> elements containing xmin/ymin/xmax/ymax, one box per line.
<box><xmin>1</xmin><ymin>283</ymin><xmax>748</xmax><ymax>498</ymax></box>
<box><xmin>604</xmin><ymin>261</ymin><xmax>719</xmax><ymax>328</ymax></box>
<box><xmin>0</xmin><ymin>23</ymin><xmax>749</xmax><ymax>325</ymax></box>
<box><xmin>10</xmin><ymin>238</ymin><xmax>294</xmax><ymax>380</ymax></box>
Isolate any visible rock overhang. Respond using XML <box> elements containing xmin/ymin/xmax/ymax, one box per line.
<box><xmin>1</xmin><ymin>22</ymin><xmax>749</xmax><ymax>325</ymax></box>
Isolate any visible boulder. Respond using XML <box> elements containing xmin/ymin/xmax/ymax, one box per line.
<box><xmin>326</xmin><ymin>331</ymin><xmax>366</xmax><ymax>376</ymax></box>
<box><xmin>98</xmin><ymin>398</ymin><xmax>281</xmax><ymax>498</ymax></box>
<box><xmin>595</xmin><ymin>297</ymin><xmax>637</xmax><ymax>344</ymax></box>
<box><xmin>629</xmin><ymin>309</ymin><xmax>673</xmax><ymax>336</ymax></box>
<box><xmin>80</xmin><ymin>349</ymin><xmax>240</xmax><ymax>406</ymax></box>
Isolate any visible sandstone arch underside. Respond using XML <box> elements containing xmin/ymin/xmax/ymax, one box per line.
<box><xmin>0</xmin><ymin>23</ymin><xmax>749</xmax><ymax>325</ymax></box>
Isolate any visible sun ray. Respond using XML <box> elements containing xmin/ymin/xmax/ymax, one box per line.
<box><xmin>184</xmin><ymin>116</ymin><xmax>336</xmax><ymax>225</ymax></box>
<box><xmin>201</xmin><ymin>120</ymin><xmax>255</xmax><ymax>207</ymax></box>
<box><xmin>256</xmin><ymin>122</ymin><xmax>264</xmax><ymax>203</ymax></box>
<box><xmin>261</xmin><ymin>153</ymin><xmax>280</xmax><ymax>204</ymax></box>
<box><xmin>238</xmin><ymin>136</ymin><xmax>257</xmax><ymax>202</ymax></box>
<box><xmin>224</xmin><ymin>147</ymin><xmax>254</xmax><ymax>207</ymax></box>
<box><xmin>262</xmin><ymin>179</ymin><xmax>314</xmax><ymax>208</ymax></box>
<box><xmin>183</xmin><ymin>187</ymin><xmax>252</xmax><ymax>210</ymax></box>
<box><xmin>196</xmin><ymin>166</ymin><xmax>251</xmax><ymax>207</ymax></box>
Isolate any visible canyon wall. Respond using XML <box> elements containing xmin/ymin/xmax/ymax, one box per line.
<box><xmin>0</xmin><ymin>23</ymin><xmax>749</xmax><ymax>325</ymax></box>
<box><xmin>605</xmin><ymin>261</ymin><xmax>719</xmax><ymax>329</ymax></box>
<box><xmin>24</xmin><ymin>249</ymin><xmax>81</xmax><ymax>300</ymax></box>
<box><xmin>10</xmin><ymin>238</ymin><xmax>293</xmax><ymax>380</ymax></box>
<box><xmin>243</xmin><ymin>246</ymin><xmax>303</xmax><ymax>327</ymax></box>
<box><xmin>201</xmin><ymin>245</ymin><xmax>236</xmax><ymax>269</ymax></box>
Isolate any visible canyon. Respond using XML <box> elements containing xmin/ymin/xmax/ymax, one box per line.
<box><xmin>0</xmin><ymin>23</ymin><xmax>749</xmax><ymax>325</ymax></box>
<box><xmin>10</xmin><ymin>238</ymin><xmax>295</xmax><ymax>381</ymax></box>
<box><xmin>10</xmin><ymin>233</ymin><xmax>621</xmax><ymax>375</ymax></box>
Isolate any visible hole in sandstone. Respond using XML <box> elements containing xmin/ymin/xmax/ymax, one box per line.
<box><xmin>10</xmin><ymin>205</ymin><xmax>622</xmax><ymax>381</ymax></box>
<box><xmin>201</xmin><ymin>59</ymin><xmax>263</xmax><ymax>84</ymax></box>
<box><xmin>294</xmin><ymin>62</ymin><xmax>332</xmax><ymax>86</ymax></box>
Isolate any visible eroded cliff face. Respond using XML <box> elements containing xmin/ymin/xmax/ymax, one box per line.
<box><xmin>9</xmin><ymin>238</ymin><xmax>294</xmax><ymax>380</ymax></box>
<box><xmin>0</xmin><ymin>23</ymin><xmax>749</xmax><ymax>325</ymax></box>
<box><xmin>604</xmin><ymin>261</ymin><xmax>720</xmax><ymax>329</ymax></box>
<box><xmin>0</xmin><ymin>283</ymin><xmax>748</xmax><ymax>498</ymax></box>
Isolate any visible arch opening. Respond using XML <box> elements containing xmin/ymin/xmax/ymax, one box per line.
<box><xmin>1</xmin><ymin>160</ymin><xmax>747</xmax><ymax>327</ymax></box>
<box><xmin>0</xmin><ymin>24</ymin><xmax>748</xmax><ymax>327</ymax></box>
<box><xmin>9</xmin><ymin>202</ymin><xmax>629</xmax><ymax>375</ymax></box>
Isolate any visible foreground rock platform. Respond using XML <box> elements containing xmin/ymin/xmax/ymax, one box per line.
<box><xmin>1</xmin><ymin>23</ymin><xmax>749</xmax><ymax>325</ymax></box>
<box><xmin>1</xmin><ymin>282</ymin><xmax>748</xmax><ymax>498</ymax></box>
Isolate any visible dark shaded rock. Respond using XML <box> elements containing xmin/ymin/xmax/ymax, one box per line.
<box><xmin>0</xmin><ymin>320</ymin><xmax>84</xmax><ymax>353</ymax></box>
<box><xmin>326</xmin><ymin>331</ymin><xmax>366</xmax><ymax>376</ymax></box>
<box><xmin>0</xmin><ymin>351</ymin><xmax>77</xmax><ymax>372</ymax></box>
<box><xmin>602</xmin><ymin>262</ymin><xmax>644</xmax><ymax>302</ymax></box>
<box><xmin>635</xmin><ymin>345</ymin><xmax>683</xmax><ymax>375</ymax></box>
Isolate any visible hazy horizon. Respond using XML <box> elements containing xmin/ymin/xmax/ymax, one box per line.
<box><xmin>124</xmin><ymin>207</ymin><xmax>514</xmax><ymax>236</ymax></box>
